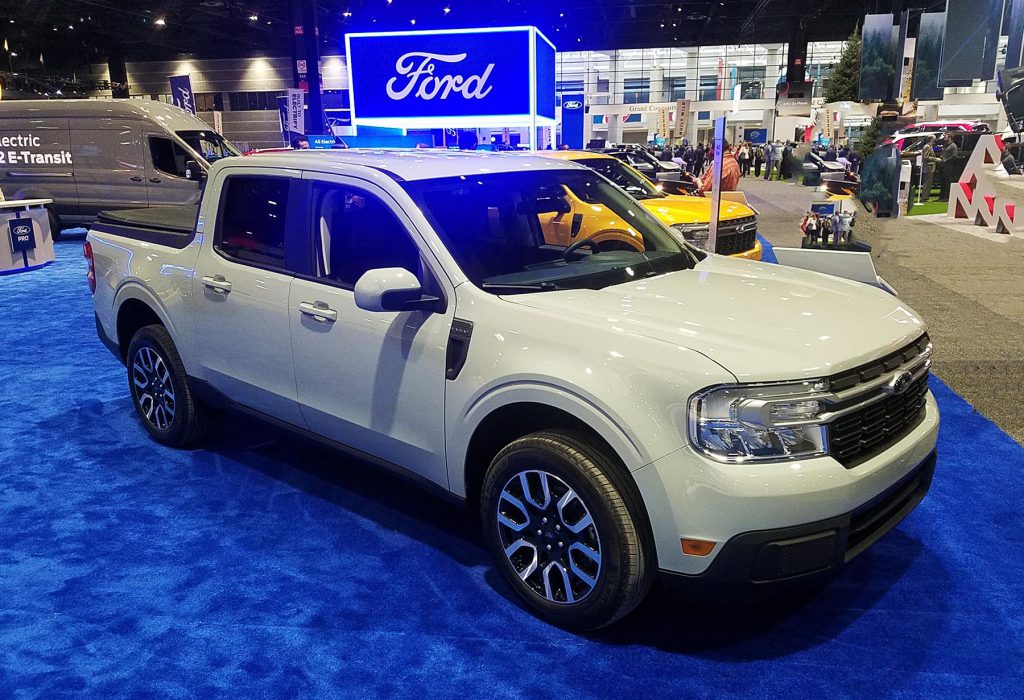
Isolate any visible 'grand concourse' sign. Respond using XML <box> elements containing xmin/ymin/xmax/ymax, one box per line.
<box><xmin>345</xmin><ymin>26</ymin><xmax>556</xmax><ymax>129</ymax></box>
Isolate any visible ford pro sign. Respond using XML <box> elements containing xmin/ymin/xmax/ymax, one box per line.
<box><xmin>345</xmin><ymin>26</ymin><xmax>556</xmax><ymax>129</ymax></box>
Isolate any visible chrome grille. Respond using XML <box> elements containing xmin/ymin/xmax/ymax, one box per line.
<box><xmin>825</xmin><ymin>334</ymin><xmax>932</xmax><ymax>468</ymax></box>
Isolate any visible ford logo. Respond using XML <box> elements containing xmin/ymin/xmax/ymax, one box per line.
<box><xmin>13</xmin><ymin>224</ymin><xmax>31</xmax><ymax>236</ymax></box>
<box><xmin>563</xmin><ymin>100</ymin><xmax>583</xmax><ymax>110</ymax></box>
<box><xmin>885</xmin><ymin>370</ymin><xmax>913</xmax><ymax>396</ymax></box>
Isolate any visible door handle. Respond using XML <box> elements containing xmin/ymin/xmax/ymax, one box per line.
<box><xmin>201</xmin><ymin>274</ymin><xmax>232</xmax><ymax>294</ymax></box>
<box><xmin>130</xmin><ymin>176</ymin><xmax>143</xmax><ymax>182</ymax></box>
<box><xmin>299</xmin><ymin>300</ymin><xmax>337</xmax><ymax>323</ymax></box>
<box><xmin>149</xmin><ymin>177</ymin><xmax>162</xmax><ymax>184</ymax></box>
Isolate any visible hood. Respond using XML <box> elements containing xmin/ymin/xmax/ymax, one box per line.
<box><xmin>505</xmin><ymin>255</ymin><xmax>926</xmax><ymax>383</ymax></box>
<box><xmin>658</xmin><ymin>161</ymin><xmax>682</xmax><ymax>171</ymax></box>
<box><xmin>640</xmin><ymin>196</ymin><xmax>753</xmax><ymax>226</ymax></box>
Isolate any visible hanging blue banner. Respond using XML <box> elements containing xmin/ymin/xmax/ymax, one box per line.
<box><xmin>168</xmin><ymin>75</ymin><xmax>197</xmax><ymax>115</ymax></box>
<box><xmin>345</xmin><ymin>27</ymin><xmax>556</xmax><ymax>129</ymax></box>
<box><xmin>560</xmin><ymin>94</ymin><xmax>585</xmax><ymax>149</ymax></box>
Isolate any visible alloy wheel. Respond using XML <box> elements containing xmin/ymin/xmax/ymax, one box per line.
<box><xmin>496</xmin><ymin>469</ymin><xmax>602</xmax><ymax>604</ymax></box>
<box><xmin>131</xmin><ymin>346</ymin><xmax>176</xmax><ymax>431</ymax></box>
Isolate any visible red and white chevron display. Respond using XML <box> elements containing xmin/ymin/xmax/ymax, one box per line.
<box><xmin>947</xmin><ymin>134</ymin><xmax>1017</xmax><ymax>234</ymax></box>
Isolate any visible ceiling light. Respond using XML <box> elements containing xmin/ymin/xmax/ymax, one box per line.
<box><xmin>154</xmin><ymin>18</ymin><xmax>166</xmax><ymax>26</ymax></box>
<box><xmin>342</xmin><ymin>11</ymin><xmax>352</xmax><ymax>17</ymax></box>
<box><xmin>443</xmin><ymin>6</ymin><xmax>450</xmax><ymax>13</ymax></box>
<box><xmin>249</xmin><ymin>14</ymin><xmax>258</xmax><ymax>21</ymax></box>
<box><xmin>410</xmin><ymin>18</ymin><xmax>416</xmax><ymax>25</ymax></box>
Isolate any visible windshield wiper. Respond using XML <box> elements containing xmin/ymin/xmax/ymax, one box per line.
<box><xmin>480</xmin><ymin>281</ymin><xmax>563</xmax><ymax>293</ymax></box>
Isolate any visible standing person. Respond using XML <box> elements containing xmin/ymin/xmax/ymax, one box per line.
<box><xmin>753</xmin><ymin>144</ymin><xmax>765</xmax><ymax>178</ymax></box>
<box><xmin>692</xmin><ymin>143</ymin><xmax>704</xmax><ymax>177</ymax></box>
<box><xmin>919</xmin><ymin>136</ymin><xmax>938</xmax><ymax>201</ymax></box>
<box><xmin>738</xmin><ymin>142</ymin><xmax>750</xmax><ymax>177</ymax></box>
<box><xmin>937</xmin><ymin>135</ymin><xmax>959</xmax><ymax>199</ymax></box>
<box><xmin>779</xmin><ymin>142</ymin><xmax>794</xmax><ymax>180</ymax></box>
<box><xmin>764</xmin><ymin>140</ymin><xmax>777</xmax><ymax>180</ymax></box>
<box><xmin>685</xmin><ymin>138</ymin><xmax>740</xmax><ymax>195</ymax></box>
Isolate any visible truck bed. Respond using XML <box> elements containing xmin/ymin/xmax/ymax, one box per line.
<box><xmin>93</xmin><ymin>205</ymin><xmax>198</xmax><ymax>249</ymax></box>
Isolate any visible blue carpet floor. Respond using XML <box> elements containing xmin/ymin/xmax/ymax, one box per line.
<box><xmin>1</xmin><ymin>239</ymin><xmax>1023</xmax><ymax>698</ymax></box>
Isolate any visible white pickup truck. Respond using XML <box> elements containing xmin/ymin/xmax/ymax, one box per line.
<box><xmin>87</xmin><ymin>150</ymin><xmax>938</xmax><ymax>630</ymax></box>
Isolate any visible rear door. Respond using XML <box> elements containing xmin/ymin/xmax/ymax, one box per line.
<box><xmin>191</xmin><ymin>169</ymin><xmax>307</xmax><ymax>427</ymax></box>
<box><xmin>144</xmin><ymin>133</ymin><xmax>201</xmax><ymax>206</ymax></box>
<box><xmin>70</xmin><ymin>120</ymin><xmax>148</xmax><ymax>217</ymax></box>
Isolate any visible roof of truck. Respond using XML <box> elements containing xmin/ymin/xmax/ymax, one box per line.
<box><xmin>233</xmin><ymin>148</ymin><xmax>590</xmax><ymax>182</ymax></box>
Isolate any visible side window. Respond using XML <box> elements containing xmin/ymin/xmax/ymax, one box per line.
<box><xmin>216</xmin><ymin>176</ymin><xmax>290</xmax><ymax>268</ymax></box>
<box><xmin>313</xmin><ymin>184</ymin><xmax>421</xmax><ymax>287</ymax></box>
<box><xmin>149</xmin><ymin>136</ymin><xmax>189</xmax><ymax>178</ymax></box>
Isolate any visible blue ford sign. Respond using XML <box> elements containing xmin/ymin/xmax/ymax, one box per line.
<box><xmin>345</xmin><ymin>26</ymin><xmax>556</xmax><ymax>129</ymax></box>
<box><xmin>8</xmin><ymin>219</ymin><xmax>36</xmax><ymax>253</ymax></box>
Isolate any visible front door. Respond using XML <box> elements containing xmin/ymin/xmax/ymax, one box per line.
<box><xmin>288</xmin><ymin>177</ymin><xmax>453</xmax><ymax>487</ymax></box>
<box><xmin>144</xmin><ymin>134</ymin><xmax>201</xmax><ymax>206</ymax></box>
<box><xmin>191</xmin><ymin>170</ymin><xmax>306</xmax><ymax>427</ymax></box>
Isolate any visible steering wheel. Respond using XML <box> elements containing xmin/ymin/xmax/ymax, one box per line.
<box><xmin>563</xmin><ymin>238</ymin><xmax>600</xmax><ymax>260</ymax></box>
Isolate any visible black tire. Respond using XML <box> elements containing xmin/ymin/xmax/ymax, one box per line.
<box><xmin>47</xmin><ymin>208</ymin><xmax>63</xmax><ymax>242</ymax></box>
<box><xmin>126</xmin><ymin>324</ymin><xmax>207</xmax><ymax>447</ymax></box>
<box><xmin>480</xmin><ymin>430</ymin><xmax>654</xmax><ymax>630</ymax></box>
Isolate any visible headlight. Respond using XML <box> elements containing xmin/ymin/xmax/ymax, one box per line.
<box><xmin>688</xmin><ymin>380</ymin><xmax>830</xmax><ymax>463</ymax></box>
<box><xmin>672</xmin><ymin>223</ymin><xmax>710</xmax><ymax>250</ymax></box>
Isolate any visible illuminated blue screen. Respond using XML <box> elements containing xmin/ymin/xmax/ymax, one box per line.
<box><xmin>348</xmin><ymin>28</ymin><xmax>544</xmax><ymax>123</ymax></box>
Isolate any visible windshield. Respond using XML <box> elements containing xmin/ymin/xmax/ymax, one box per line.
<box><xmin>576</xmin><ymin>158</ymin><xmax>664</xmax><ymax>200</ymax></box>
<box><xmin>402</xmin><ymin>170</ymin><xmax>700</xmax><ymax>294</ymax></box>
<box><xmin>176</xmin><ymin>130</ymin><xmax>241</xmax><ymax>163</ymax></box>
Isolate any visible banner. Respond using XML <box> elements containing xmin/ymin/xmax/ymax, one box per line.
<box><xmin>560</xmin><ymin>93</ymin><xmax>585</xmax><ymax>149</ymax></box>
<box><xmin>286</xmin><ymin>89</ymin><xmax>305</xmax><ymax>135</ymax></box>
<box><xmin>657</xmin><ymin>107</ymin><xmax>670</xmax><ymax>139</ymax></box>
<box><xmin>212</xmin><ymin>110</ymin><xmax>223</xmax><ymax>136</ymax></box>
<box><xmin>168</xmin><ymin>75</ymin><xmax>197</xmax><ymax>115</ymax></box>
<box><xmin>859</xmin><ymin>14</ymin><xmax>894</xmax><ymax>101</ymax></box>
<box><xmin>278</xmin><ymin>92</ymin><xmax>305</xmax><ymax>147</ymax></box>
<box><xmin>675</xmin><ymin>99</ymin><xmax>689</xmax><ymax>140</ymax></box>
<box><xmin>1007</xmin><ymin>0</ymin><xmax>1024</xmax><ymax>70</ymax></box>
<box><xmin>912</xmin><ymin>13</ymin><xmax>946</xmax><ymax>101</ymax></box>
<box><xmin>345</xmin><ymin>26</ymin><xmax>556</xmax><ymax>129</ymax></box>
<box><xmin>939</xmin><ymin>0</ymin><xmax>1000</xmax><ymax>84</ymax></box>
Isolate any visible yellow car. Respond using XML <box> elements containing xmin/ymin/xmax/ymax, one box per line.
<box><xmin>536</xmin><ymin>150</ymin><xmax>762</xmax><ymax>260</ymax></box>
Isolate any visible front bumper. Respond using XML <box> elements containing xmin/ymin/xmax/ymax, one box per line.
<box><xmin>662</xmin><ymin>449</ymin><xmax>935</xmax><ymax>587</ymax></box>
<box><xmin>634</xmin><ymin>390</ymin><xmax>939</xmax><ymax>577</ymax></box>
<box><xmin>729</xmin><ymin>237</ymin><xmax>763</xmax><ymax>261</ymax></box>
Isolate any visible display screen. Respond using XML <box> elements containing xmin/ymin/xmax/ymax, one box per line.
<box><xmin>346</xmin><ymin>27</ymin><xmax>554</xmax><ymax>126</ymax></box>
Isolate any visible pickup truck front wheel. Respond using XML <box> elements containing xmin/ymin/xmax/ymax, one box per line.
<box><xmin>480</xmin><ymin>431</ymin><xmax>653</xmax><ymax>630</ymax></box>
<box><xmin>127</xmin><ymin>325</ymin><xmax>207</xmax><ymax>447</ymax></box>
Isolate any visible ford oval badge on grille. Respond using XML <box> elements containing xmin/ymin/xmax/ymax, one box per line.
<box><xmin>886</xmin><ymin>370</ymin><xmax>913</xmax><ymax>395</ymax></box>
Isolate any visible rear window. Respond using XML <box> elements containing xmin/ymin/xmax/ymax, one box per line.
<box><xmin>216</xmin><ymin>176</ymin><xmax>290</xmax><ymax>268</ymax></box>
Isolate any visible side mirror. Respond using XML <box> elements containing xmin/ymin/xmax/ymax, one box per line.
<box><xmin>184</xmin><ymin>160</ymin><xmax>207</xmax><ymax>183</ymax></box>
<box><xmin>354</xmin><ymin>267</ymin><xmax>442</xmax><ymax>313</ymax></box>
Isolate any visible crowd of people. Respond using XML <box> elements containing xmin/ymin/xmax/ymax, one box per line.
<box><xmin>646</xmin><ymin>139</ymin><xmax>864</xmax><ymax>182</ymax></box>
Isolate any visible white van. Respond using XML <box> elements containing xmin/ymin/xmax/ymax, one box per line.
<box><xmin>0</xmin><ymin>99</ymin><xmax>239</xmax><ymax>239</ymax></box>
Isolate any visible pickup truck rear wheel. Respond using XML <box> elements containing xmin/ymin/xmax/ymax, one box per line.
<box><xmin>480</xmin><ymin>431</ymin><xmax>653</xmax><ymax>630</ymax></box>
<box><xmin>127</xmin><ymin>325</ymin><xmax>207</xmax><ymax>447</ymax></box>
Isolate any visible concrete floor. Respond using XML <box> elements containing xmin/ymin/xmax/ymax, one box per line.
<box><xmin>739</xmin><ymin>175</ymin><xmax>1024</xmax><ymax>444</ymax></box>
